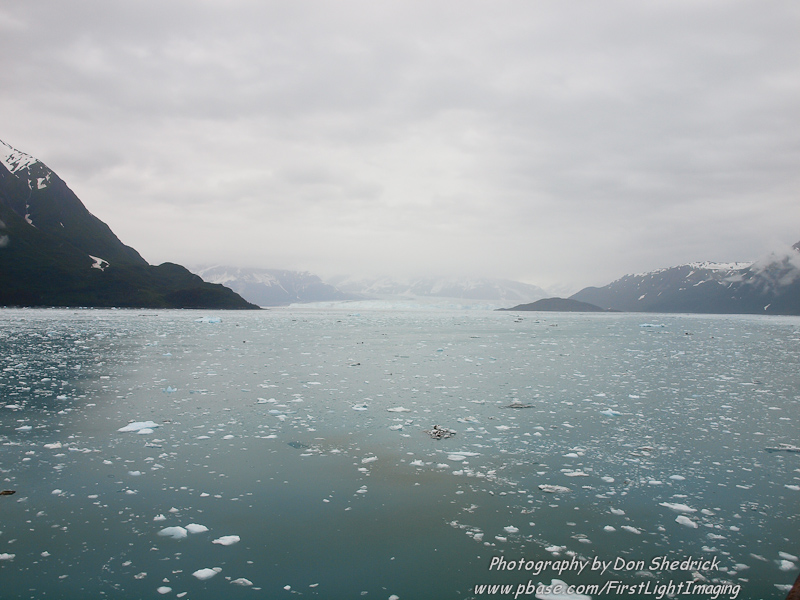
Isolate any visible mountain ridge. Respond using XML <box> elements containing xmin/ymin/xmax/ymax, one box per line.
<box><xmin>0</xmin><ymin>138</ymin><xmax>258</xmax><ymax>309</ymax></box>
<box><xmin>570</xmin><ymin>244</ymin><xmax>800</xmax><ymax>315</ymax></box>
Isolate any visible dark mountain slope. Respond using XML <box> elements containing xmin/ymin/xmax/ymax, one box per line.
<box><xmin>0</xmin><ymin>139</ymin><xmax>257</xmax><ymax>309</ymax></box>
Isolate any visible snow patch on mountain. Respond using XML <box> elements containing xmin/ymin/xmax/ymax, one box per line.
<box><xmin>0</xmin><ymin>139</ymin><xmax>40</xmax><ymax>175</ymax></box>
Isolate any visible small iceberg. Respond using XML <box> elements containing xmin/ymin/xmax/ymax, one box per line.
<box><xmin>158</xmin><ymin>526</ymin><xmax>188</xmax><ymax>539</ymax></box>
<box><xmin>193</xmin><ymin>567</ymin><xmax>222</xmax><ymax>580</ymax></box>
<box><xmin>212</xmin><ymin>535</ymin><xmax>240</xmax><ymax>546</ymax></box>
<box><xmin>118</xmin><ymin>421</ymin><xmax>160</xmax><ymax>433</ymax></box>
<box><xmin>195</xmin><ymin>317</ymin><xmax>221</xmax><ymax>324</ymax></box>
<box><xmin>539</xmin><ymin>484</ymin><xmax>571</xmax><ymax>494</ymax></box>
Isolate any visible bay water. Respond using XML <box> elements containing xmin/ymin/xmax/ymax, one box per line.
<box><xmin>0</xmin><ymin>307</ymin><xmax>798</xmax><ymax>599</ymax></box>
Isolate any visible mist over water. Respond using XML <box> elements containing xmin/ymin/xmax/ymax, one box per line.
<box><xmin>0</xmin><ymin>307</ymin><xmax>798</xmax><ymax>598</ymax></box>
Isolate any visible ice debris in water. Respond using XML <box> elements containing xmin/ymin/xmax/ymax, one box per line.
<box><xmin>158</xmin><ymin>526</ymin><xmax>188</xmax><ymax>539</ymax></box>
<box><xmin>192</xmin><ymin>567</ymin><xmax>222</xmax><ymax>580</ymax></box>
<box><xmin>186</xmin><ymin>524</ymin><xmax>209</xmax><ymax>534</ymax></box>
<box><xmin>194</xmin><ymin>317</ymin><xmax>221</xmax><ymax>324</ymax></box>
<box><xmin>539</xmin><ymin>484</ymin><xmax>570</xmax><ymax>493</ymax></box>
<box><xmin>659</xmin><ymin>502</ymin><xmax>696</xmax><ymax>514</ymax></box>
<box><xmin>231</xmin><ymin>578</ymin><xmax>253</xmax><ymax>586</ymax></box>
<box><xmin>118</xmin><ymin>421</ymin><xmax>160</xmax><ymax>433</ymax></box>
<box><xmin>424</xmin><ymin>425</ymin><xmax>456</xmax><ymax>440</ymax></box>
<box><xmin>675</xmin><ymin>515</ymin><xmax>698</xmax><ymax>528</ymax></box>
<box><xmin>212</xmin><ymin>535</ymin><xmax>240</xmax><ymax>546</ymax></box>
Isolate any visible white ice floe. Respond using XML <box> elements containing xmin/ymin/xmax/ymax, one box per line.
<box><xmin>387</xmin><ymin>407</ymin><xmax>411</xmax><ymax>412</ymax></box>
<box><xmin>212</xmin><ymin>535</ymin><xmax>240</xmax><ymax>546</ymax></box>
<box><xmin>669</xmin><ymin>474</ymin><xmax>686</xmax><ymax>481</ymax></box>
<box><xmin>194</xmin><ymin>317</ymin><xmax>221</xmax><ymax>324</ymax></box>
<box><xmin>659</xmin><ymin>502</ymin><xmax>696</xmax><ymax>514</ymax></box>
<box><xmin>193</xmin><ymin>567</ymin><xmax>221</xmax><ymax>580</ymax></box>
<box><xmin>0</xmin><ymin>553</ymin><xmax>15</xmax><ymax>561</ymax></box>
<box><xmin>539</xmin><ymin>484</ymin><xmax>571</xmax><ymax>493</ymax></box>
<box><xmin>534</xmin><ymin>578</ymin><xmax>591</xmax><ymax>599</ymax></box>
<box><xmin>118</xmin><ymin>421</ymin><xmax>160</xmax><ymax>433</ymax></box>
<box><xmin>43</xmin><ymin>442</ymin><xmax>62</xmax><ymax>449</ymax></box>
<box><xmin>352</xmin><ymin>403</ymin><xmax>369</xmax><ymax>411</ymax></box>
<box><xmin>186</xmin><ymin>524</ymin><xmax>209</xmax><ymax>534</ymax></box>
<box><xmin>621</xmin><ymin>526</ymin><xmax>641</xmax><ymax>534</ymax></box>
<box><xmin>503</xmin><ymin>526</ymin><xmax>519</xmax><ymax>534</ymax></box>
<box><xmin>156</xmin><ymin>587</ymin><xmax>172</xmax><ymax>594</ymax></box>
<box><xmin>361</xmin><ymin>456</ymin><xmax>378</xmax><ymax>464</ymax></box>
<box><xmin>675</xmin><ymin>515</ymin><xmax>698</xmax><ymax>528</ymax></box>
<box><xmin>231</xmin><ymin>578</ymin><xmax>253</xmax><ymax>586</ymax></box>
<box><xmin>778</xmin><ymin>560</ymin><xmax>796</xmax><ymax>571</ymax></box>
<box><xmin>158</xmin><ymin>526</ymin><xmax>188</xmax><ymax>539</ymax></box>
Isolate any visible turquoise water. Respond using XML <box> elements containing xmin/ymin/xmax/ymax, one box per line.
<box><xmin>0</xmin><ymin>307</ymin><xmax>798</xmax><ymax>599</ymax></box>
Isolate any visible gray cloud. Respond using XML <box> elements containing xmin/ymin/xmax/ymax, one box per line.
<box><xmin>1</xmin><ymin>0</ymin><xmax>798</xmax><ymax>291</ymax></box>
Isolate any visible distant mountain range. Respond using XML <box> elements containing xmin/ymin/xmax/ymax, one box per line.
<box><xmin>192</xmin><ymin>266</ymin><xmax>357</xmax><ymax>306</ymax></box>
<box><xmin>191</xmin><ymin>270</ymin><xmax>551</xmax><ymax>307</ymax></box>
<box><xmin>0</xmin><ymin>139</ymin><xmax>257</xmax><ymax>309</ymax></box>
<box><xmin>327</xmin><ymin>275</ymin><xmax>550</xmax><ymax>305</ymax></box>
<box><xmin>568</xmin><ymin>244</ymin><xmax>800</xmax><ymax>315</ymax></box>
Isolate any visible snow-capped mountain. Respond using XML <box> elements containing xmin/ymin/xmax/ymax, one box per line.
<box><xmin>326</xmin><ymin>275</ymin><xmax>550</xmax><ymax>305</ymax></box>
<box><xmin>570</xmin><ymin>243</ymin><xmax>800</xmax><ymax>315</ymax></box>
<box><xmin>193</xmin><ymin>266</ymin><xmax>357</xmax><ymax>306</ymax></box>
<box><xmin>0</xmin><ymin>138</ymin><xmax>256</xmax><ymax>309</ymax></box>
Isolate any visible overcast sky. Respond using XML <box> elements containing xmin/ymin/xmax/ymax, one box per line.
<box><xmin>2</xmin><ymin>1</ymin><xmax>798</xmax><ymax>293</ymax></box>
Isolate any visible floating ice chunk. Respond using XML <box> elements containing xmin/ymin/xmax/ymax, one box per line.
<box><xmin>158</xmin><ymin>526</ymin><xmax>188</xmax><ymax>539</ymax></box>
<box><xmin>352</xmin><ymin>403</ymin><xmax>369</xmax><ymax>411</ymax></box>
<box><xmin>448</xmin><ymin>455</ymin><xmax>467</xmax><ymax>461</ymax></box>
<box><xmin>785</xmin><ymin>484</ymin><xmax>800</xmax><ymax>491</ymax></box>
<box><xmin>43</xmin><ymin>442</ymin><xmax>63</xmax><ymax>449</ymax></box>
<box><xmin>563</xmin><ymin>471</ymin><xmax>589</xmax><ymax>477</ymax></box>
<box><xmin>387</xmin><ymin>407</ymin><xmax>411</xmax><ymax>412</ymax></box>
<box><xmin>601</xmin><ymin>476</ymin><xmax>615</xmax><ymax>483</ymax></box>
<box><xmin>503</xmin><ymin>526</ymin><xmax>519</xmax><ymax>534</ymax></box>
<box><xmin>610</xmin><ymin>508</ymin><xmax>625</xmax><ymax>516</ymax></box>
<box><xmin>603</xmin><ymin>526</ymin><xmax>616</xmax><ymax>532</ymax></box>
<box><xmin>778</xmin><ymin>560</ymin><xmax>796</xmax><ymax>571</ymax></box>
<box><xmin>157</xmin><ymin>587</ymin><xmax>172</xmax><ymax>594</ymax></box>
<box><xmin>779</xmin><ymin>552</ymin><xmax>799</xmax><ymax>561</ymax></box>
<box><xmin>389</xmin><ymin>595</ymin><xmax>400</xmax><ymax>600</ymax></box>
<box><xmin>563</xmin><ymin>453</ymin><xmax>579</xmax><ymax>458</ymax></box>
<box><xmin>194</xmin><ymin>317</ymin><xmax>221</xmax><ymax>324</ymax></box>
<box><xmin>361</xmin><ymin>456</ymin><xmax>378</xmax><ymax>464</ymax></box>
<box><xmin>153</xmin><ymin>514</ymin><xmax>166</xmax><ymax>522</ymax></box>
<box><xmin>659</xmin><ymin>502</ymin><xmax>696</xmax><ymax>514</ymax></box>
<box><xmin>675</xmin><ymin>515</ymin><xmax>698</xmax><ymax>528</ymax></box>
<box><xmin>534</xmin><ymin>578</ymin><xmax>591</xmax><ymax>599</ymax></box>
<box><xmin>0</xmin><ymin>553</ymin><xmax>15</xmax><ymax>561</ymax></box>
<box><xmin>186</xmin><ymin>524</ymin><xmax>209</xmax><ymax>534</ymax></box>
<box><xmin>231</xmin><ymin>578</ymin><xmax>253</xmax><ymax>586</ymax></box>
<box><xmin>15</xmin><ymin>425</ymin><xmax>32</xmax><ymax>431</ymax></box>
<box><xmin>118</xmin><ymin>421</ymin><xmax>160</xmax><ymax>433</ymax></box>
<box><xmin>669</xmin><ymin>474</ymin><xmax>686</xmax><ymax>481</ymax></box>
<box><xmin>128</xmin><ymin>471</ymin><xmax>142</xmax><ymax>477</ymax></box>
<box><xmin>639</xmin><ymin>323</ymin><xmax>665</xmax><ymax>328</ymax></box>
<box><xmin>621</xmin><ymin>526</ymin><xmax>641</xmax><ymax>534</ymax></box>
<box><xmin>51</xmin><ymin>489</ymin><xmax>63</xmax><ymax>495</ymax></box>
<box><xmin>193</xmin><ymin>567</ymin><xmax>221</xmax><ymax>580</ymax></box>
<box><xmin>212</xmin><ymin>535</ymin><xmax>240</xmax><ymax>546</ymax></box>
<box><xmin>599</xmin><ymin>409</ymin><xmax>621</xmax><ymax>417</ymax></box>
<box><xmin>539</xmin><ymin>484</ymin><xmax>571</xmax><ymax>493</ymax></box>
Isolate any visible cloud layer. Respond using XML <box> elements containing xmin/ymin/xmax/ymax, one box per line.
<box><xmin>2</xmin><ymin>1</ymin><xmax>798</xmax><ymax>291</ymax></box>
